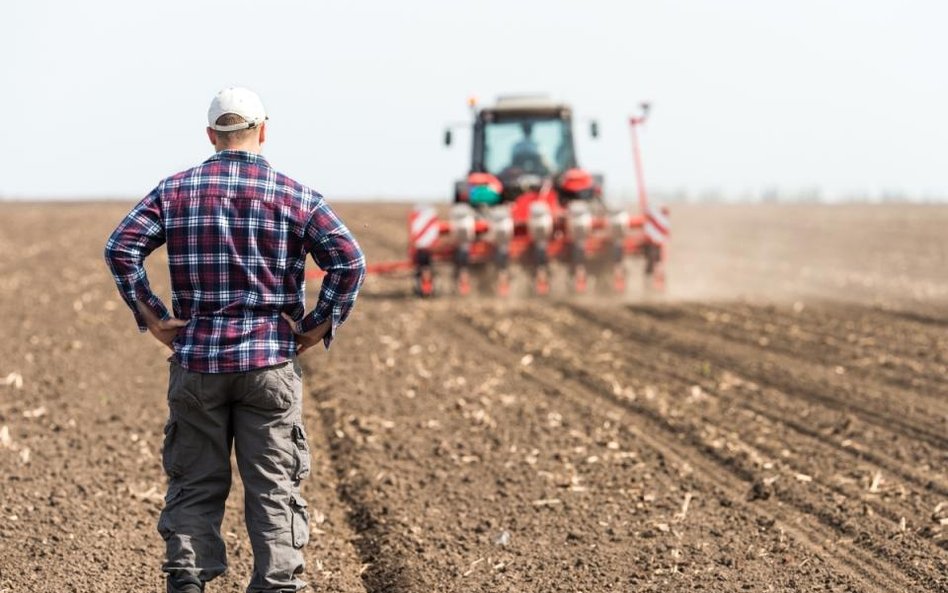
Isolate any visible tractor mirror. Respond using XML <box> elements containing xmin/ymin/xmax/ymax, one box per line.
<box><xmin>590</xmin><ymin>121</ymin><xmax>599</xmax><ymax>139</ymax></box>
<box><xmin>444</xmin><ymin>129</ymin><xmax>453</xmax><ymax>146</ymax></box>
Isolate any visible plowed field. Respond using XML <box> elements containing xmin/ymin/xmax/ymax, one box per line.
<box><xmin>0</xmin><ymin>202</ymin><xmax>945</xmax><ymax>592</ymax></box>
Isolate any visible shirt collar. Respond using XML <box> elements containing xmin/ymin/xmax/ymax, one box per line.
<box><xmin>206</xmin><ymin>150</ymin><xmax>270</xmax><ymax>167</ymax></box>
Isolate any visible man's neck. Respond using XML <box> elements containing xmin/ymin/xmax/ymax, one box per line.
<box><xmin>216</xmin><ymin>144</ymin><xmax>261</xmax><ymax>154</ymax></box>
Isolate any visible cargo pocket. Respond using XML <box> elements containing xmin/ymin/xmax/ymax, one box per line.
<box><xmin>161</xmin><ymin>420</ymin><xmax>179</xmax><ymax>477</ymax></box>
<box><xmin>291</xmin><ymin>424</ymin><xmax>311</xmax><ymax>481</ymax></box>
<box><xmin>290</xmin><ymin>495</ymin><xmax>310</xmax><ymax>549</ymax></box>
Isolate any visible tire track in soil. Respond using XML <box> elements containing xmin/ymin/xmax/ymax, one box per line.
<box><xmin>698</xmin><ymin>302</ymin><xmax>947</xmax><ymax>362</ymax></box>
<box><xmin>309</xmin><ymin>386</ymin><xmax>413</xmax><ymax>593</ymax></box>
<box><xmin>569</xmin><ymin>303</ymin><xmax>948</xmax><ymax>453</ymax></box>
<box><xmin>557</xmin><ymin>303</ymin><xmax>948</xmax><ymax>555</ymax></box>
<box><xmin>489</xmin><ymin>304</ymin><xmax>948</xmax><ymax>563</ymax></box>
<box><xmin>645</xmin><ymin>303</ymin><xmax>947</xmax><ymax>399</ymax></box>
<box><xmin>884</xmin><ymin>309</ymin><xmax>948</xmax><ymax>328</ymax></box>
<box><xmin>517</xmin><ymin>304</ymin><xmax>948</xmax><ymax>501</ymax></box>
<box><xmin>517</xmin><ymin>303</ymin><xmax>948</xmax><ymax>500</ymax></box>
<box><xmin>453</xmin><ymin>306</ymin><xmax>944</xmax><ymax>592</ymax></box>
<box><xmin>300</xmin><ymin>391</ymin><xmax>376</xmax><ymax>593</ymax></box>
<box><xmin>435</xmin><ymin>311</ymin><xmax>865</xmax><ymax>592</ymax></box>
<box><xmin>302</xmin><ymin>202</ymin><xmax>413</xmax><ymax>590</ymax></box>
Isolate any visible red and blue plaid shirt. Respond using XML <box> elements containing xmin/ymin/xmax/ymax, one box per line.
<box><xmin>105</xmin><ymin>150</ymin><xmax>365</xmax><ymax>373</ymax></box>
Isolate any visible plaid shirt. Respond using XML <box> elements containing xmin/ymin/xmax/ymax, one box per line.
<box><xmin>105</xmin><ymin>150</ymin><xmax>365</xmax><ymax>373</ymax></box>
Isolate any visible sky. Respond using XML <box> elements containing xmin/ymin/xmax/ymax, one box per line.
<box><xmin>2</xmin><ymin>0</ymin><xmax>947</xmax><ymax>202</ymax></box>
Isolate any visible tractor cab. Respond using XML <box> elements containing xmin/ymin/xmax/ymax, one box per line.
<box><xmin>476</xmin><ymin>97</ymin><xmax>576</xmax><ymax>184</ymax></box>
<box><xmin>448</xmin><ymin>96</ymin><xmax>598</xmax><ymax>206</ymax></box>
<box><xmin>423</xmin><ymin>97</ymin><xmax>664</xmax><ymax>298</ymax></box>
<box><xmin>307</xmin><ymin>97</ymin><xmax>667</xmax><ymax>300</ymax></box>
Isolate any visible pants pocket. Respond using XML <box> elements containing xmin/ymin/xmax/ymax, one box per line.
<box><xmin>291</xmin><ymin>424</ymin><xmax>311</xmax><ymax>481</ymax></box>
<box><xmin>168</xmin><ymin>362</ymin><xmax>202</xmax><ymax>410</ymax></box>
<box><xmin>244</xmin><ymin>363</ymin><xmax>297</xmax><ymax>410</ymax></box>
<box><xmin>290</xmin><ymin>495</ymin><xmax>309</xmax><ymax>549</ymax></box>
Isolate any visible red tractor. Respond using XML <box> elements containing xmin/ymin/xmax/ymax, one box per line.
<box><xmin>309</xmin><ymin>96</ymin><xmax>669</xmax><ymax>297</ymax></box>
<box><xmin>409</xmin><ymin>95</ymin><xmax>668</xmax><ymax>297</ymax></box>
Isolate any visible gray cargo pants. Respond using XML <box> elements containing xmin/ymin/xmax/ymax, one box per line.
<box><xmin>157</xmin><ymin>359</ymin><xmax>311</xmax><ymax>593</ymax></box>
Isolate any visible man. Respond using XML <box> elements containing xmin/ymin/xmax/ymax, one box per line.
<box><xmin>509</xmin><ymin>121</ymin><xmax>550</xmax><ymax>175</ymax></box>
<box><xmin>104</xmin><ymin>87</ymin><xmax>366</xmax><ymax>593</ymax></box>
<box><xmin>511</xmin><ymin>121</ymin><xmax>540</xmax><ymax>161</ymax></box>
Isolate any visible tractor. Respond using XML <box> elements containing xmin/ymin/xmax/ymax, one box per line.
<box><xmin>306</xmin><ymin>95</ymin><xmax>669</xmax><ymax>297</ymax></box>
<box><xmin>409</xmin><ymin>95</ymin><xmax>668</xmax><ymax>297</ymax></box>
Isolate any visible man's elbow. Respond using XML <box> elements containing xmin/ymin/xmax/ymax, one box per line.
<box><xmin>103</xmin><ymin>241</ymin><xmax>117</xmax><ymax>267</ymax></box>
<box><xmin>103</xmin><ymin>236</ymin><xmax>137</xmax><ymax>275</ymax></box>
<box><xmin>345</xmin><ymin>238</ymin><xmax>367</xmax><ymax>275</ymax></box>
<box><xmin>103</xmin><ymin>236</ymin><xmax>126</xmax><ymax>268</ymax></box>
<box><xmin>343</xmin><ymin>256</ymin><xmax>367</xmax><ymax>290</ymax></box>
<box><xmin>340</xmin><ymin>251</ymin><xmax>367</xmax><ymax>293</ymax></box>
<box><xmin>353</xmin><ymin>250</ymin><xmax>367</xmax><ymax>280</ymax></box>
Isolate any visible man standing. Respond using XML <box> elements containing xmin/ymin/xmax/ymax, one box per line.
<box><xmin>105</xmin><ymin>87</ymin><xmax>366</xmax><ymax>593</ymax></box>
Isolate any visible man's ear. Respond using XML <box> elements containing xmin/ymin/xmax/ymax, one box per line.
<box><xmin>206</xmin><ymin>127</ymin><xmax>218</xmax><ymax>146</ymax></box>
<box><xmin>258</xmin><ymin>123</ymin><xmax>266</xmax><ymax>145</ymax></box>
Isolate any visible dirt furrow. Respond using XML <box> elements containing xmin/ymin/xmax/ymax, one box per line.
<box><xmin>567</xmin><ymin>303</ymin><xmax>948</xmax><ymax>452</ymax></box>
<box><xmin>459</xmin><ymin>307</ymin><xmax>947</xmax><ymax>590</ymax></box>
<box><xmin>697</xmin><ymin>302</ymin><xmax>947</xmax><ymax>354</ymax></box>
<box><xmin>512</xmin><ymin>303</ymin><xmax>948</xmax><ymax>501</ymax></box>
<box><xmin>562</xmin><ymin>305</ymin><xmax>947</xmax><ymax>574</ymax></box>
<box><xmin>310</xmin><ymin>388</ymin><xmax>412</xmax><ymax>593</ymax></box>
<box><xmin>669</xmin><ymin>303</ymin><xmax>948</xmax><ymax>396</ymax></box>
<box><xmin>488</xmin><ymin>304</ymin><xmax>948</xmax><ymax>560</ymax></box>
<box><xmin>452</xmin><ymin>310</ymin><xmax>934</xmax><ymax>593</ymax></box>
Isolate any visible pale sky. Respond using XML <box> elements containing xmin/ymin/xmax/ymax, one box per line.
<box><xmin>3</xmin><ymin>1</ymin><xmax>946</xmax><ymax>202</ymax></box>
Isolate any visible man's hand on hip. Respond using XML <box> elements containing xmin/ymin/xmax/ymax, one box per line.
<box><xmin>136</xmin><ymin>302</ymin><xmax>188</xmax><ymax>351</ymax></box>
<box><xmin>281</xmin><ymin>313</ymin><xmax>330</xmax><ymax>354</ymax></box>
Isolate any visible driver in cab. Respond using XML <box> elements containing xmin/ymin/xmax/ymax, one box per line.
<box><xmin>508</xmin><ymin>122</ymin><xmax>551</xmax><ymax>175</ymax></box>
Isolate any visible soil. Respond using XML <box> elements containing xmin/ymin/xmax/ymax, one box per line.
<box><xmin>0</xmin><ymin>201</ymin><xmax>945</xmax><ymax>592</ymax></box>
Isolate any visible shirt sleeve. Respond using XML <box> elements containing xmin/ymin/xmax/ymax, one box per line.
<box><xmin>299</xmin><ymin>197</ymin><xmax>366</xmax><ymax>348</ymax></box>
<box><xmin>103</xmin><ymin>188</ymin><xmax>170</xmax><ymax>332</ymax></box>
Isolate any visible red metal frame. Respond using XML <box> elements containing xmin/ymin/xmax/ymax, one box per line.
<box><xmin>410</xmin><ymin>215</ymin><xmax>651</xmax><ymax>267</ymax></box>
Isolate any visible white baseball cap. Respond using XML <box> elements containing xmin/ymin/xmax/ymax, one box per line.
<box><xmin>207</xmin><ymin>87</ymin><xmax>268</xmax><ymax>132</ymax></box>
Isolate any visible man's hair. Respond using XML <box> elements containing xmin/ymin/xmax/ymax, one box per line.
<box><xmin>213</xmin><ymin>113</ymin><xmax>258</xmax><ymax>145</ymax></box>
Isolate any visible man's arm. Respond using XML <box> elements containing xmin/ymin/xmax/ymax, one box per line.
<box><xmin>294</xmin><ymin>197</ymin><xmax>366</xmax><ymax>350</ymax></box>
<box><xmin>104</xmin><ymin>189</ymin><xmax>174</xmax><ymax>332</ymax></box>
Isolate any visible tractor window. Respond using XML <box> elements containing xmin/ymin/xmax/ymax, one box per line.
<box><xmin>483</xmin><ymin>118</ymin><xmax>574</xmax><ymax>176</ymax></box>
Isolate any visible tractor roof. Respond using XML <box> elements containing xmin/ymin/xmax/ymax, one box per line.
<box><xmin>484</xmin><ymin>95</ymin><xmax>571</xmax><ymax>117</ymax></box>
